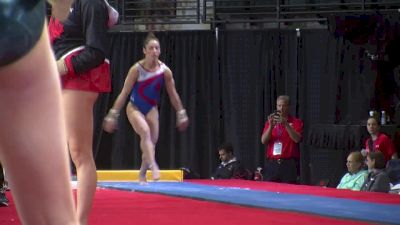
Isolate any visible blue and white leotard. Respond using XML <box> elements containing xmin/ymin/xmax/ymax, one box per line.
<box><xmin>130</xmin><ymin>62</ymin><xmax>166</xmax><ymax>115</ymax></box>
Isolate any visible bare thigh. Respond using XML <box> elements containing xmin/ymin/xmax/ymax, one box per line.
<box><xmin>145</xmin><ymin>107</ymin><xmax>159</xmax><ymax>144</ymax></box>
<box><xmin>0</xmin><ymin>24</ymin><xmax>76</xmax><ymax>224</ymax></box>
<box><xmin>62</xmin><ymin>90</ymin><xmax>98</xmax><ymax>159</ymax></box>
<box><xmin>126</xmin><ymin>102</ymin><xmax>151</xmax><ymax>139</ymax></box>
<box><xmin>0</xmin><ymin>25</ymin><xmax>67</xmax><ymax>177</ymax></box>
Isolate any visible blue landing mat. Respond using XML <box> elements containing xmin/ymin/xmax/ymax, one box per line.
<box><xmin>98</xmin><ymin>182</ymin><xmax>400</xmax><ymax>224</ymax></box>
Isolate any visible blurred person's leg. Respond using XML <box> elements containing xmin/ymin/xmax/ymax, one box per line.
<box><xmin>63</xmin><ymin>90</ymin><xmax>98</xmax><ymax>225</ymax></box>
<box><xmin>0</xmin><ymin>25</ymin><xmax>77</xmax><ymax>225</ymax></box>
<box><xmin>263</xmin><ymin>159</ymin><xmax>280</xmax><ymax>182</ymax></box>
<box><xmin>278</xmin><ymin>159</ymin><xmax>298</xmax><ymax>184</ymax></box>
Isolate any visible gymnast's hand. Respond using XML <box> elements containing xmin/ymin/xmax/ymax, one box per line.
<box><xmin>103</xmin><ymin>109</ymin><xmax>119</xmax><ymax>133</ymax></box>
<box><xmin>56</xmin><ymin>59</ymin><xmax>68</xmax><ymax>76</ymax></box>
<box><xmin>176</xmin><ymin>109</ymin><xmax>189</xmax><ymax>131</ymax></box>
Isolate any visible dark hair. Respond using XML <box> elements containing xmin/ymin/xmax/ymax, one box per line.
<box><xmin>368</xmin><ymin>151</ymin><xmax>386</xmax><ymax>169</ymax></box>
<box><xmin>367</xmin><ymin>116</ymin><xmax>381</xmax><ymax>126</ymax></box>
<box><xmin>143</xmin><ymin>32</ymin><xmax>159</xmax><ymax>48</ymax></box>
<box><xmin>218</xmin><ymin>142</ymin><xmax>234</xmax><ymax>154</ymax></box>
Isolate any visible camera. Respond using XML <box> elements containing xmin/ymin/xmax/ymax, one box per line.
<box><xmin>273</xmin><ymin>110</ymin><xmax>281</xmax><ymax>117</ymax></box>
<box><xmin>272</xmin><ymin>110</ymin><xmax>281</xmax><ymax>122</ymax></box>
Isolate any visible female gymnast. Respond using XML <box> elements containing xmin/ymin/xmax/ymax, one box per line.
<box><xmin>103</xmin><ymin>32</ymin><xmax>189</xmax><ymax>183</ymax></box>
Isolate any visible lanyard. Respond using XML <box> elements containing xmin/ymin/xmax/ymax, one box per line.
<box><xmin>275</xmin><ymin>123</ymin><xmax>283</xmax><ymax>141</ymax></box>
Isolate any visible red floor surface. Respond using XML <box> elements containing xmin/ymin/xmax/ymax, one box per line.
<box><xmin>0</xmin><ymin>188</ymin><xmax>378</xmax><ymax>225</ymax></box>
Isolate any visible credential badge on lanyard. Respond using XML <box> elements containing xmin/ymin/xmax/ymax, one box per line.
<box><xmin>273</xmin><ymin>123</ymin><xmax>283</xmax><ymax>156</ymax></box>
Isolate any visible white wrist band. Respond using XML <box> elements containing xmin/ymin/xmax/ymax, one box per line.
<box><xmin>176</xmin><ymin>109</ymin><xmax>188</xmax><ymax>121</ymax></box>
<box><xmin>108</xmin><ymin>109</ymin><xmax>120</xmax><ymax>119</ymax></box>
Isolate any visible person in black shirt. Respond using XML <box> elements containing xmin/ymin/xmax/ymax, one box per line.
<box><xmin>211</xmin><ymin>143</ymin><xmax>248</xmax><ymax>180</ymax></box>
<box><xmin>49</xmin><ymin>1</ymin><xmax>117</xmax><ymax>224</ymax></box>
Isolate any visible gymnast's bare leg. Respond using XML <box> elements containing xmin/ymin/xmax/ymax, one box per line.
<box><xmin>63</xmin><ymin>90</ymin><xmax>98</xmax><ymax>225</ymax></box>
<box><xmin>126</xmin><ymin>104</ymin><xmax>160</xmax><ymax>183</ymax></box>
<box><xmin>0</xmin><ymin>25</ymin><xmax>77</xmax><ymax>225</ymax></box>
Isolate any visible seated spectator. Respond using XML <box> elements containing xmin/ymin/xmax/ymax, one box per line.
<box><xmin>361</xmin><ymin>151</ymin><xmax>390</xmax><ymax>193</ymax></box>
<box><xmin>386</xmin><ymin>159</ymin><xmax>400</xmax><ymax>194</ymax></box>
<box><xmin>337</xmin><ymin>151</ymin><xmax>368</xmax><ymax>191</ymax></box>
<box><xmin>211</xmin><ymin>143</ymin><xmax>249</xmax><ymax>180</ymax></box>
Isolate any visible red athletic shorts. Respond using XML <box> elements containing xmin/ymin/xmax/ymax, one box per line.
<box><xmin>61</xmin><ymin>49</ymin><xmax>111</xmax><ymax>93</ymax></box>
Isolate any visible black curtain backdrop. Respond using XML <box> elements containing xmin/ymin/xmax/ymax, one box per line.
<box><xmin>92</xmin><ymin>28</ymin><xmax>394</xmax><ymax>183</ymax></box>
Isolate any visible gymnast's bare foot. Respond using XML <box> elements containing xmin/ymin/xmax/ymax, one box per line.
<box><xmin>139</xmin><ymin>165</ymin><xmax>148</xmax><ymax>185</ymax></box>
<box><xmin>150</xmin><ymin>163</ymin><xmax>160</xmax><ymax>181</ymax></box>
